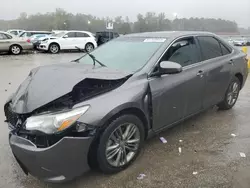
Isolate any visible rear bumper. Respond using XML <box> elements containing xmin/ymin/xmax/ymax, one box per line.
<box><xmin>9</xmin><ymin>133</ymin><xmax>94</xmax><ymax>183</ymax></box>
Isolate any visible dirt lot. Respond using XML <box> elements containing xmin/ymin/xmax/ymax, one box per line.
<box><xmin>0</xmin><ymin>49</ymin><xmax>250</xmax><ymax>188</ymax></box>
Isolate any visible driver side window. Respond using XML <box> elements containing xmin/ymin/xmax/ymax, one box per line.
<box><xmin>161</xmin><ymin>37</ymin><xmax>200</xmax><ymax>67</ymax></box>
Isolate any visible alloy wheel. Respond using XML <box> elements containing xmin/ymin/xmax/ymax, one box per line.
<box><xmin>105</xmin><ymin>123</ymin><xmax>140</xmax><ymax>167</ymax></box>
<box><xmin>50</xmin><ymin>44</ymin><xmax>59</xmax><ymax>53</ymax></box>
<box><xmin>85</xmin><ymin>44</ymin><xmax>94</xmax><ymax>52</ymax></box>
<box><xmin>227</xmin><ymin>82</ymin><xmax>239</xmax><ymax>106</ymax></box>
<box><xmin>11</xmin><ymin>45</ymin><xmax>21</xmax><ymax>54</ymax></box>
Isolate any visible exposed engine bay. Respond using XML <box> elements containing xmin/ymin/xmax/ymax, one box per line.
<box><xmin>4</xmin><ymin>76</ymin><xmax>130</xmax><ymax>148</ymax></box>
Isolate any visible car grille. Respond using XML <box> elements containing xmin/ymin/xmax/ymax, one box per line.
<box><xmin>4</xmin><ymin>104</ymin><xmax>29</xmax><ymax>129</ymax></box>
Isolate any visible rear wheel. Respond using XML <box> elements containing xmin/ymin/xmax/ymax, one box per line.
<box><xmin>97</xmin><ymin>114</ymin><xmax>145</xmax><ymax>173</ymax></box>
<box><xmin>49</xmin><ymin>43</ymin><xmax>59</xmax><ymax>54</ymax></box>
<box><xmin>85</xmin><ymin>43</ymin><xmax>94</xmax><ymax>53</ymax></box>
<box><xmin>217</xmin><ymin>76</ymin><xmax>240</xmax><ymax>110</ymax></box>
<box><xmin>10</xmin><ymin>45</ymin><xmax>22</xmax><ymax>55</ymax></box>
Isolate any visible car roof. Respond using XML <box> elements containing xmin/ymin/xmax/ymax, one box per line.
<box><xmin>23</xmin><ymin>31</ymin><xmax>51</xmax><ymax>33</ymax></box>
<box><xmin>123</xmin><ymin>31</ymin><xmax>216</xmax><ymax>39</ymax></box>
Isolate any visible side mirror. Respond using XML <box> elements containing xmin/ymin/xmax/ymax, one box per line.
<box><xmin>153</xmin><ymin>61</ymin><xmax>182</xmax><ymax>76</ymax></box>
<box><xmin>63</xmin><ymin>35</ymin><xmax>68</xmax><ymax>38</ymax></box>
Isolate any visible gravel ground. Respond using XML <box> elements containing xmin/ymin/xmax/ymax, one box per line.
<box><xmin>0</xmin><ymin>48</ymin><xmax>250</xmax><ymax>188</ymax></box>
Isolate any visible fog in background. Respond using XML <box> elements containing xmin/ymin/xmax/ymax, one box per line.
<box><xmin>1</xmin><ymin>0</ymin><xmax>250</xmax><ymax>28</ymax></box>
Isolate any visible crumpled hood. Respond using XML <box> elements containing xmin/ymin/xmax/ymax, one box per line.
<box><xmin>9</xmin><ymin>63</ymin><xmax>131</xmax><ymax>114</ymax></box>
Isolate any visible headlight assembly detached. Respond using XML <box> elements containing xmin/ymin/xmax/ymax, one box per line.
<box><xmin>25</xmin><ymin>106</ymin><xmax>90</xmax><ymax>134</ymax></box>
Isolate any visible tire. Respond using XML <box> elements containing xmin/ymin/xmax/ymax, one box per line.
<box><xmin>85</xmin><ymin>43</ymin><xmax>94</xmax><ymax>53</ymax></box>
<box><xmin>49</xmin><ymin>43</ymin><xmax>60</xmax><ymax>54</ymax></box>
<box><xmin>97</xmin><ymin>114</ymin><xmax>145</xmax><ymax>174</ymax></box>
<box><xmin>10</xmin><ymin>45</ymin><xmax>22</xmax><ymax>55</ymax></box>
<box><xmin>217</xmin><ymin>76</ymin><xmax>241</xmax><ymax>110</ymax></box>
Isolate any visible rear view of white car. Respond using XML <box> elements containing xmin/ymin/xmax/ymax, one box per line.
<box><xmin>38</xmin><ymin>31</ymin><xmax>97</xmax><ymax>53</ymax></box>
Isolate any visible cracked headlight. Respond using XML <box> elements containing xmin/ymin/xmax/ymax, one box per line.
<box><xmin>25</xmin><ymin>106</ymin><xmax>90</xmax><ymax>134</ymax></box>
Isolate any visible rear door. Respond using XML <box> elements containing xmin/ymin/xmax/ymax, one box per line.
<box><xmin>75</xmin><ymin>32</ymin><xmax>90</xmax><ymax>48</ymax></box>
<box><xmin>197</xmin><ymin>36</ymin><xmax>233</xmax><ymax>108</ymax></box>
<box><xmin>0</xmin><ymin>33</ymin><xmax>12</xmax><ymax>51</ymax></box>
<box><xmin>149</xmin><ymin>36</ymin><xmax>206</xmax><ymax>131</ymax></box>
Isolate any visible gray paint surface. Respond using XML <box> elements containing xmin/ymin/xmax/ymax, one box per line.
<box><xmin>0</xmin><ymin>49</ymin><xmax>250</xmax><ymax>187</ymax></box>
<box><xmin>3</xmin><ymin>32</ymin><xmax>249</xmax><ymax>182</ymax></box>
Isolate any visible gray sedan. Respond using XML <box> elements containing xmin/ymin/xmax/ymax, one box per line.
<box><xmin>4</xmin><ymin>31</ymin><xmax>248</xmax><ymax>182</ymax></box>
<box><xmin>0</xmin><ymin>31</ymin><xmax>33</xmax><ymax>55</ymax></box>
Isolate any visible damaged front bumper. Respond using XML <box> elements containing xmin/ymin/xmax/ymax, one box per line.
<box><xmin>9</xmin><ymin>133</ymin><xmax>94</xmax><ymax>183</ymax></box>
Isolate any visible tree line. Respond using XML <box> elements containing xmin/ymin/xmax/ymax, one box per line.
<box><xmin>0</xmin><ymin>9</ymin><xmax>239</xmax><ymax>34</ymax></box>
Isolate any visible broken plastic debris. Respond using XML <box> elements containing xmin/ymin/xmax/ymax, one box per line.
<box><xmin>178</xmin><ymin>147</ymin><xmax>182</xmax><ymax>154</ymax></box>
<box><xmin>179</xmin><ymin>140</ymin><xmax>183</xmax><ymax>143</ymax></box>
<box><xmin>193</xmin><ymin>171</ymin><xmax>198</xmax><ymax>175</ymax></box>
<box><xmin>160</xmin><ymin>137</ymin><xmax>167</xmax><ymax>144</ymax></box>
<box><xmin>137</xmin><ymin>174</ymin><xmax>146</xmax><ymax>180</ymax></box>
<box><xmin>231</xmin><ymin>133</ymin><xmax>236</xmax><ymax>137</ymax></box>
<box><xmin>239</xmin><ymin>152</ymin><xmax>246</xmax><ymax>158</ymax></box>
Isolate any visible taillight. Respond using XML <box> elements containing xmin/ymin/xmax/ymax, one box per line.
<box><xmin>27</xmin><ymin>39</ymin><xmax>31</xmax><ymax>43</ymax></box>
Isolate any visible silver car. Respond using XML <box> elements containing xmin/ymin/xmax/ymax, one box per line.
<box><xmin>0</xmin><ymin>31</ymin><xmax>33</xmax><ymax>55</ymax></box>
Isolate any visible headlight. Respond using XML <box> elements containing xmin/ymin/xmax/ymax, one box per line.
<box><xmin>25</xmin><ymin>106</ymin><xmax>90</xmax><ymax>134</ymax></box>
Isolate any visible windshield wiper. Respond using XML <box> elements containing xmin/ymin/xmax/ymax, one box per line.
<box><xmin>72</xmin><ymin>46</ymin><xmax>106</xmax><ymax>67</ymax></box>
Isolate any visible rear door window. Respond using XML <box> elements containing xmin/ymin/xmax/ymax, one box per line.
<box><xmin>220</xmin><ymin>43</ymin><xmax>231</xmax><ymax>55</ymax></box>
<box><xmin>197</xmin><ymin>36</ymin><xmax>223</xmax><ymax>60</ymax></box>
<box><xmin>76</xmin><ymin>32</ymin><xmax>90</xmax><ymax>37</ymax></box>
<box><xmin>0</xmin><ymin>33</ymin><xmax>8</xmax><ymax>40</ymax></box>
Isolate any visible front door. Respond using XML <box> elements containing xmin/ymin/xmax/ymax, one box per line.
<box><xmin>60</xmin><ymin>32</ymin><xmax>76</xmax><ymax>50</ymax></box>
<box><xmin>75</xmin><ymin>32</ymin><xmax>89</xmax><ymax>49</ymax></box>
<box><xmin>149</xmin><ymin>36</ymin><xmax>206</xmax><ymax>131</ymax></box>
<box><xmin>196</xmin><ymin>36</ymin><xmax>233</xmax><ymax>108</ymax></box>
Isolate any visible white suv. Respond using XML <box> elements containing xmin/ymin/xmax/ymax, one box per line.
<box><xmin>38</xmin><ymin>31</ymin><xmax>97</xmax><ymax>53</ymax></box>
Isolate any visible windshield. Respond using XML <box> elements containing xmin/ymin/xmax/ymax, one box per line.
<box><xmin>51</xmin><ymin>32</ymin><xmax>66</xmax><ymax>37</ymax></box>
<box><xmin>78</xmin><ymin>38</ymin><xmax>165</xmax><ymax>72</ymax></box>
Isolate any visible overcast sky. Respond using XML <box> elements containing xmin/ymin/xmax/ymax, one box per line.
<box><xmin>1</xmin><ymin>0</ymin><xmax>250</xmax><ymax>28</ymax></box>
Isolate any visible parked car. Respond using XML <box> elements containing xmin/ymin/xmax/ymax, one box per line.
<box><xmin>233</xmin><ymin>38</ymin><xmax>247</xmax><ymax>46</ymax></box>
<box><xmin>38</xmin><ymin>31</ymin><xmax>97</xmax><ymax>53</ymax></box>
<box><xmin>0</xmin><ymin>31</ymin><xmax>33</xmax><ymax>55</ymax></box>
<box><xmin>246</xmin><ymin>38</ymin><xmax>250</xmax><ymax>46</ymax></box>
<box><xmin>5</xmin><ymin>31</ymin><xmax>248</xmax><ymax>182</ymax></box>
<box><xmin>18</xmin><ymin>31</ymin><xmax>52</xmax><ymax>38</ymax></box>
<box><xmin>29</xmin><ymin>34</ymin><xmax>51</xmax><ymax>49</ymax></box>
<box><xmin>7</xmin><ymin>29</ymin><xmax>25</xmax><ymax>36</ymax></box>
<box><xmin>96</xmin><ymin>31</ymin><xmax>119</xmax><ymax>46</ymax></box>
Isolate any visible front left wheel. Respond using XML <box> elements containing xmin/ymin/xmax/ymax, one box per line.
<box><xmin>97</xmin><ymin>114</ymin><xmax>145</xmax><ymax>173</ymax></box>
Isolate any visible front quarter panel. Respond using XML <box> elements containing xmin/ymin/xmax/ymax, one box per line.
<box><xmin>74</xmin><ymin>77</ymin><xmax>150</xmax><ymax>128</ymax></box>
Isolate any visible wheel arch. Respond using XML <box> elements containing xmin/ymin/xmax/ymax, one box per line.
<box><xmin>87</xmin><ymin>105</ymin><xmax>149</xmax><ymax>169</ymax></box>
<box><xmin>9</xmin><ymin>44</ymin><xmax>23</xmax><ymax>51</ymax></box>
<box><xmin>49</xmin><ymin>42</ymin><xmax>60</xmax><ymax>50</ymax></box>
<box><xmin>235</xmin><ymin>73</ymin><xmax>243</xmax><ymax>89</ymax></box>
<box><xmin>85</xmin><ymin>42</ymin><xmax>94</xmax><ymax>48</ymax></box>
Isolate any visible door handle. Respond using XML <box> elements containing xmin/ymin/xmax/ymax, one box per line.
<box><xmin>196</xmin><ymin>70</ymin><xmax>204</xmax><ymax>77</ymax></box>
<box><xmin>229</xmin><ymin>59</ymin><xmax>234</xmax><ymax>65</ymax></box>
